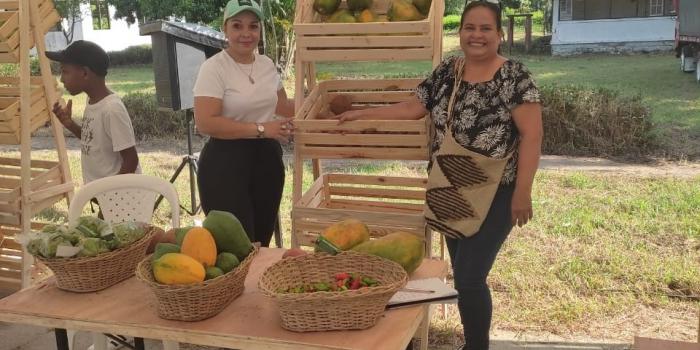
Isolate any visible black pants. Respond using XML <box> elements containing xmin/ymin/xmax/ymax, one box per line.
<box><xmin>445</xmin><ymin>185</ymin><xmax>515</xmax><ymax>350</ymax></box>
<box><xmin>197</xmin><ymin>138</ymin><xmax>284</xmax><ymax>247</ymax></box>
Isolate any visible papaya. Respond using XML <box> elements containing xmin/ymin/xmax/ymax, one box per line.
<box><xmin>351</xmin><ymin>231</ymin><xmax>425</xmax><ymax>273</ymax></box>
<box><xmin>412</xmin><ymin>0</ymin><xmax>431</xmax><ymax>16</ymax></box>
<box><xmin>202</xmin><ymin>210</ymin><xmax>253</xmax><ymax>261</ymax></box>
<box><xmin>180</xmin><ymin>227</ymin><xmax>218</xmax><ymax>267</ymax></box>
<box><xmin>152</xmin><ymin>243</ymin><xmax>180</xmax><ymax>262</ymax></box>
<box><xmin>174</xmin><ymin>226</ymin><xmax>194</xmax><ymax>245</ymax></box>
<box><xmin>387</xmin><ymin>0</ymin><xmax>423</xmax><ymax>21</ymax></box>
<box><xmin>153</xmin><ymin>253</ymin><xmax>205</xmax><ymax>285</ymax></box>
<box><xmin>327</xmin><ymin>9</ymin><xmax>356</xmax><ymax>23</ymax></box>
<box><xmin>205</xmin><ymin>266</ymin><xmax>224</xmax><ymax>280</ymax></box>
<box><xmin>316</xmin><ymin>219</ymin><xmax>370</xmax><ymax>251</ymax></box>
<box><xmin>356</xmin><ymin>9</ymin><xmax>378</xmax><ymax>23</ymax></box>
<box><xmin>215</xmin><ymin>252</ymin><xmax>240</xmax><ymax>274</ymax></box>
<box><xmin>313</xmin><ymin>0</ymin><xmax>341</xmax><ymax>15</ymax></box>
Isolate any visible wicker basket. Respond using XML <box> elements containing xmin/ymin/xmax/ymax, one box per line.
<box><xmin>136</xmin><ymin>246</ymin><xmax>258</xmax><ymax>322</ymax></box>
<box><xmin>36</xmin><ymin>226</ymin><xmax>157</xmax><ymax>293</ymax></box>
<box><xmin>258</xmin><ymin>251</ymin><xmax>408</xmax><ymax>332</ymax></box>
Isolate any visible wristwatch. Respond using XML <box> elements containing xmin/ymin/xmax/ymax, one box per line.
<box><xmin>255</xmin><ymin>123</ymin><xmax>265</xmax><ymax>138</ymax></box>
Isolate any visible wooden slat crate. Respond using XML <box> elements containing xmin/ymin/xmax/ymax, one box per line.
<box><xmin>0</xmin><ymin>228</ymin><xmax>22</xmax><ymax>291</ymax></box>
<box><xmin>0</xmin><ymin>76</ymin><xmax>56</xmax><ymax>145</ymax></box>
<box><xmin>295</xmin><ymin>78</ymin><xmax>430</xmax><ymax>160</ymax></box>
<box><xmin>294</xmin><ymin>0</ymin><xmax>443</xmax><ymax>64</ymax></box>
<box><xmin>292</xmin><ymin>173</ymin><xmax>429</xmax><ymax>253</ymax></box>
<box><xmin>0</xmin><ymin>0</ymin><xmax>60</xmax><ymax>63</ymax></box>
<box><xmin>0</xmin><ymin>157</ymin><xmax>71</xmax><ymax>226</ymax></box>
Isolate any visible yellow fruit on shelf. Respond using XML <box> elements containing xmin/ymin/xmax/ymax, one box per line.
<box><xmin>352</xmin><ymin>231</ymin><xmax>424</xmax><ymax>273</ymax></box>
<box><xmin>317</xmin><ymin>218</ymin><xmax>370</xmax><ymax>251</ymax></box>
<box><xmin>153</xmin><ymin>253</ymin><xmax>206</xmax><ymax>285</ymax></box>
<box><xmin>180</xmin><ymin>227</ymin><xmax>217</xmax><ymax>267</ymax></box>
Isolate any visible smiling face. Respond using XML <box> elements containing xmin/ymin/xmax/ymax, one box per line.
<box><xmin>223</xmin><ymin>11</ymin><xmax>261</xmax><ymax>61</ymax></box>
<box><xmin>459</xmin><ymin>5</ymin><xmax>503</xmax><ymax>61</ymax></box>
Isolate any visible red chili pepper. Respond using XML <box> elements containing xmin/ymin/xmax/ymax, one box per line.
<box><xmin>350</xmin><ymin>278</ymin><xmax>362</xmax><ymax>290</ymax></box>
<box><xmin>334</xmin><ymin>272</ymin><xmax>350</xmax><ymax>281</ymax></box>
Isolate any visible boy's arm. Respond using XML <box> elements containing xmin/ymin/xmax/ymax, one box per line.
<box><xmin>52</xmin><ymin>100</ymin><xmax>81</xmax><ymax>138</ymax></box>
<box><xmin>117</xmin><ymin>146</ymin><xmax>139</xmax><ymax>174</ymax></box>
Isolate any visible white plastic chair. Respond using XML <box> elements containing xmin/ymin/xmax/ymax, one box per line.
<box><xmin>65</xmin><ymin>174</ymin><xmax>181</xmax><ymax>350</ymax></box>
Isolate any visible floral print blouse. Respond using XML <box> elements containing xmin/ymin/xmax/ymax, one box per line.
<box><xmin>416</xmin><ymin>56</ymin><xmax>541</xmax><ymax>185</ymax></box>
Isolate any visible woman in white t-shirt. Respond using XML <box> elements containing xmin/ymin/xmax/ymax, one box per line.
<box><xmin>193</xmin><ymin>0</ymin><xmax>294</xmax><ymax>246</ymax></box>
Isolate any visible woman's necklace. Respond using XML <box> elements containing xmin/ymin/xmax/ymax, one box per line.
<box><xmin>233</xmin><ymin>54</ymin><xmax>255</xmax><ymax>84</ymax></box>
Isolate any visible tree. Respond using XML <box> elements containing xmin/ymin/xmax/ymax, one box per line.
<box><xmin>54</xmin><ymin>0</ymin><xmax>86</xmax><ymax>43</ymax></box>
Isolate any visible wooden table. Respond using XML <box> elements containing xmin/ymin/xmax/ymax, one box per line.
<box><xmin>0</xmin><ymin>248</ymin><xmax>449</xmax><ymax>350</ymax></box>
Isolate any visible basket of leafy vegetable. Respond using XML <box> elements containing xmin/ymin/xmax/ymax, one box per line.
<box><xmin>23</xmin><ymin>216</ymin><xmax>158</xmax><ymax>292</ymax></box>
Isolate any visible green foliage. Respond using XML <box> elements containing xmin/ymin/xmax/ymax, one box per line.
<box><xmin>540</xmin><ymin>85</ymin><xmax>655</xmax><ymax>158</ymax></box>
<box><xmin>503</xmin><ymin>8</ymin><xmax>544</xmax><ymax>27</ymax></box>
<box><xmin>121</xmin><ymin>92</ymin><xmax>187</xmax><ymax>140</ymax></box>
<box><xmin>442</xmin><ymin>14</ymin><xmax>461</xmax><ymax>31</ymax></box>
<box><xmin>107</xmin><ymin>45</ymin><xmax>153</xmax><ymax>66</ymax></box>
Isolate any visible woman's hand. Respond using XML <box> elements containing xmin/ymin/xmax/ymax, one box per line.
<box><xmin>334</xmin><ymin>109</ymin><xmax>365</xmax><ymax>124</ymax></box>
<box><xmin>511</xmin><ymin>187</ymin><xmax>533</xmax><ymax>227</ymax></box>
<box><xmin>263</xmin><ymin>117</ymin><xmax>295</xmax><ymax>144</ymax></box>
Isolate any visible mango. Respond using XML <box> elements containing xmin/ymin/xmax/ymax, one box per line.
<box><xmin>313</xmin><ymin>0</ymin><xmax>341</xmax><ymax>15</ymax></box>
<box><xmin>174</xmin><ymin>226</ymin><xmax>194</xmax><ymax>245</ymax></box>
<box><xmin>356</xmin><ymin>9</ymin><xmax>378</xmax><ymax>23</ymax></box>
<box><xmin>347</xmin><ymin>0</ymin><xmax>372</xmax><ymax>11</ymax></box>
<box><xmin>352</xmin><ymin>231</ymin><xmax>425</xmax><ymax>273</ymax></box>
<box><xmin>203</xmin><ymin>210</ymin><xmax>253</xmax><ymax>261</ymax></box>
<box><xmin>152</xmin><ymin>243</ymin><xmax>180</xmax><ymax>262</ymax></box>
<box><xmin>328</xmin><ymin>9</ymin><xmax>357</xmax><ymax>23</ymax></box>
<box><xmin>215</xmin><ymin>252</ymin><xmax>240</xmax><ymax>274</ymax></box>
<box><xmin>316</xmin><ymin>219</ymin><xmax>370</xmax><ymax>251</ymax></box>
<box><xmin>153</xmin><ymin>253</ymin><xmax>205</xmax><ymax>285</ymax></box>
<box><xmin>205</xmin><ymin>266</ymin><xmax>224</xmax><ymax>280</ymax></box>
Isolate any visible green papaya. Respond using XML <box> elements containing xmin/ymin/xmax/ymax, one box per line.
<box><xmin>152</xmin><ymin>243</ymin><xmax>180</xmax><ymax>261</ymax></box>
<box><xmin>174</xmin><ymin>226</ymin><xmax>194</xmax><ymax>245</ymax></box>
<box><xmin>205</xmin><ymin>266</ymin><xmax>224</xmax><ymax>280</ymax></box>
<box><xmin>202</xmin><ymin>210</ymin><xmax>253</xmax><ymax>261</ymax></box>
<box><xmin>215</xmin><ymin>252</ymin><xmax>240</xmax><ymax>274</ymax></box>
<box><xmin>351</xmin><ymin>231</ymin><xmax>425</xmax><ymax>273</ymax></box>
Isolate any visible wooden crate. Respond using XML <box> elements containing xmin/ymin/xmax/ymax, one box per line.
<box><xmin>294</xmin><ymin>0</ymin><xmax>444</xmax><ymax>64</ymax></box>
<box><xmin>0</xmin><ymin>76</ymin><xmax>56</xmax><ymax>145</ymax></box>
<box><xmin>292</xmin><ymin>173</ymin><xmax>430</xmax><ymax>253</ymax></box>
<box><xmin>0</xmin><ymin>227</ymin><xmax>21</xmax><ymax>292</ymax></box>
<box><xmin>295</xmin><ymin>78</ymin><xmax>430</xmax><ymax>161</ymax></box>
<box><xmin>0</xmin><ymin>0</ymin><xmax>60</xmax><ymax>63</ymax></box>
<box><xmin>0</xmin><ymin>157</ymin><xmax>71</xmax><ymax>226</ymax></box>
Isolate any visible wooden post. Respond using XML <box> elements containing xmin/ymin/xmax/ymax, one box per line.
<box><xmin>524</xmin><ymin>14</ymin><xmax>532</xmax><ymax>53</ymax></box>
<box><xmin>19</xmin><ymin>0</ymin><xmax>32</xmax><ymax>289</ymax></box>
<box><xmin>29</xmin><ymin>0</ymin><xmax>73</xmax><ymax>204</ymax></box>
<box><xmin>507</xmin><ymin>15</ymin><xmax>515</xmax><ymax>54</ymax></box>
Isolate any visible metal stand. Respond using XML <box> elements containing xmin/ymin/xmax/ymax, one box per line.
<box><xmin>154</xmin><ymin>109</ymin><xmax>200</xmax><ymax>215</ymax></box>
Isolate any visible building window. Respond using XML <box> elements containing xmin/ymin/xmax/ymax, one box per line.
<box><xmin>559</xmin><ymin>0</ymin><xmax>572</xmax><ymax>20</ymax></box>
<box><xmin>90</xmin><ymin>0</ymin><xmax>110</xmax><ymax>30</ymax></box>
<box><xmin>649</xmin><ymin>0</ymin><xmax>663</xmax><ymax>16</ymax></box>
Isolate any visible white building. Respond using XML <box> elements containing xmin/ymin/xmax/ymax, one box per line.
<box><xmin>552</xmin><ymin>0</ymin><xmax>677</xmax><ymax>55</ymax></box>
<box><xmin>45</xmin><ymin>1</ymin><xmax>151</xmax><ymax>52</ymax></box>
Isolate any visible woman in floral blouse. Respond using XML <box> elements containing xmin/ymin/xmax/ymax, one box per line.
<box><xmin>336</xmin><ymin>1</ymin><xmax>542</xmax><ymax>348</ymax></box>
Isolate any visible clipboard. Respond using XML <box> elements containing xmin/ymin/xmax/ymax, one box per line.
<box><xmin>386</xmin><ymin>277</ymin><xmax>458</xmax><ymax>309</ymax></box>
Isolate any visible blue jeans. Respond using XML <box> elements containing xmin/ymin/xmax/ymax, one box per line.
<box><xmin>445</xmin><ymin>185</ymin><xmax>514</xmax><ymax>350</ymax></box>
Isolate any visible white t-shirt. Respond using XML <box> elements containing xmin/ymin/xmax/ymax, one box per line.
<box><xmin>192</xmin><ymin>51</ymin><xmax>283</xmax><ymax>123</ymax></box>
<box><xmin>80</xmin><ymin>93</ymin><xmax>140</xmax><ymax>184</ymax></box>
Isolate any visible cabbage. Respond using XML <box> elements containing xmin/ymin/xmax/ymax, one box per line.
<box><xmin>77</xmin><ymin>237</ymin><xmax>110</xmax><ymax>257</ymax></box>
<box><xmin>76</xmin><ymin>216</ymin><xmax>112</xmax><ymax>238</ymax></box>
<box><xmin>112</xmin><ymin>222</ymin><xmax>148</xmax><ymax>247</ymax></box>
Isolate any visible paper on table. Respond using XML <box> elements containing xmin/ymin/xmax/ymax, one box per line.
<box><xmin>387</xmin><ymin>277</ymin><xmax>458</xmax><ymax>308</ymax></box>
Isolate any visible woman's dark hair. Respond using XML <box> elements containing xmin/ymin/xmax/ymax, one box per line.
<box><xmin>459</xmin><ymin>1</ymin><xmax>502</xmax><ymax>32</ymax></box>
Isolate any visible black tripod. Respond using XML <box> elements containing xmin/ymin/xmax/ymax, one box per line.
<box><xmin>154</xmin><ymin>109</ymin><xmax>200</xmax><ymax>215</ymax></box>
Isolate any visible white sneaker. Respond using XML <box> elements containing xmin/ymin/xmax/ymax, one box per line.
<box><xmin>87</xmin><ymin>335</ymin><xmax>128</xmax><ymax>350</ymax></box>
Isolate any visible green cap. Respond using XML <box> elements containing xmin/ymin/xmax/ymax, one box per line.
<box><xmin>223</xmin><ymin>0</ymin><xmax>264</xmax><ymax>23</ymax></box>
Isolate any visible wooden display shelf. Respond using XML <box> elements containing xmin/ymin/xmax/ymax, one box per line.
<box><xmin>295</xmin><ymin>78</ymin><xmax>430</xmax><ymax>161</ymax></box>
<box><xmin>0</xmin><ymin>229</ymin><xmax>21</xmax><ymax>291</ymax></box>
<box><xmin>0</xmin><ymin>0</ymin><xmax>60</xmax><ymax>63</ymax></box>
<box><xmin>292</xmin><ymin>173</ymin><xmax>429</xmax><ymax>252</ymax></box>
<box><xmin>0</xmin><ymin>76</ymin><xmax>56</xmax><ymax>145</ymax></box>
<box><xmin>0</xmin><ymin>157</ymin><xmax>72</xmax><ymax>226</ymax></box>
<box><xmin>294</xmin><ymin>0</ymin><xmax>443</xmax><ymax>64</ymax></box>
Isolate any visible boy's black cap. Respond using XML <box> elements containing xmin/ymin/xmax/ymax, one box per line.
<box><xmin>45</xmin><ymin>40</ymin><xmax>109</xmax><ymax>77</ymax></box>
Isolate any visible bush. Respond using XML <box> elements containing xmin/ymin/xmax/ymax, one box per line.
<box><xmin>540</xmin><ymin>85</ymin><xmax>655</xmax><ymax>158</ymax></box>
<box><xmin>502</xmin><ymin>8</ymin><xmax>544</xmax><ymax>27</ymax></box>
<box><xmin>443</xmin><ymin>15</ymin><xmax>461</xmax><ymax>32</ymax></box>
<box><xmin>122</xmin><ymin>92</ymin><xmax>187</xmax><ymax>140</ymax></box>
<box><xmin>107</xmin><ymin>45</ymin><xmax>153</xmax><ymax>66</ymax></box>
<box><xmin>445</xmin><ymin>0</ymin><xmax>464</xmax><ymax>15</ymax></box>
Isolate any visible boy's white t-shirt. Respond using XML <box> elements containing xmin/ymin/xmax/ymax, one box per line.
<box><xmin>192</xmin><ymin>51</ymin><xmax>283</xmax><ymax>123</ymax></box>
<box><xmin>80</xmin><ymin>93</ymin><xmax>140</xmax><ymax>184</ymax></box>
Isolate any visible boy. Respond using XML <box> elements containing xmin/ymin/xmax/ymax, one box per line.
<box><xmin>47</xmin><ymin>40</ymin><xmax>140</xmax><ymax>184</ymax></box>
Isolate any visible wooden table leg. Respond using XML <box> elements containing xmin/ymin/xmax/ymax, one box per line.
<box><xmin>54</xmin><ymin>328</ymin><xmax>69</xmax><ymax>350</ymax></box>
<box><xmin>134</xmin><ymin>337</ymin><xmax>145</xmax><ymax>350</ymax></box>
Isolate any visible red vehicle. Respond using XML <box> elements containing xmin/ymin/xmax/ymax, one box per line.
<box><xmin>675</xmin><ymin>0</ymin><xmax>700</xmax><ymax>82</ymax></box>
